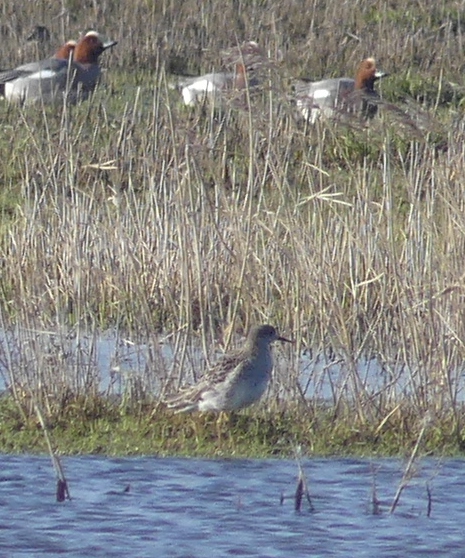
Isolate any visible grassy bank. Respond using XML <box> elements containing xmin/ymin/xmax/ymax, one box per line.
<box><xmin>1</xmin><ymin>395</ymin><xmax>463</xmax><ymax>458</ymax></box>
<box><xmin>0</xmin><ymin>0</ymin><xmax>465</xmax><ymax>455</ymax></box>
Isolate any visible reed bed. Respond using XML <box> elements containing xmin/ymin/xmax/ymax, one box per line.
<box><xmin>0</xmin><ymin>0</ymin><xmax>464</xmax><ymax>454</ymax></box>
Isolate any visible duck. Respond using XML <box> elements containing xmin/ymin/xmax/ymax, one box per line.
<box><xmin>0</xmin><ymin>31</ymin><xmax>116</xmax><ymax>104</ymax></box>
<box><xmin>0</xmin><ymin>40</ymin><xmax>76</xmax><ymax>90</ymax></box>
<box><xmin>294</xmin><ymin>57</ymin><xmax>388</xmax><ymax>122</ymax></box>
<box><xmin>177</xmin><ymin>40</ymin><xmax>265</xmax><ymax>107</ymax></box>
<box><xmin>180</xmin><ymin>62</ymin><xmax>254</xmax><ymax>106</ymax></box>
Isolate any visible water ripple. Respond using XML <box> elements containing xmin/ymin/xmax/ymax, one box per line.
<box><xmin>0</xmin><ymin>455</ymin><xmax>463</xmax><ymax>556</ymax></box>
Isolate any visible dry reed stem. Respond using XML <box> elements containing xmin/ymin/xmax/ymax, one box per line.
<box><xmin>389</xmin><ymin>413</ymin><xmax>431</xmax><ymax>514</ymax></box>
<box><xmin>33</xmin><ymin>401</ymin><xmax>71</xmax><ymax>502</ymax></box>
<box><xmin>0</xmin><ymin>0</ymin><xmax>463</xmax><ymax>425</ymax></box>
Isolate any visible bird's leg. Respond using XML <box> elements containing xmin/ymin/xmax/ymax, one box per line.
<box><xmin>190</xmin><ymin>415</ymin><xmax>201</xmax><ymax>446</ymax></box>
<box><xmin>215</xmin><ymin>411</ymin><xmax>230</xmax><ymax>447</ymax></box>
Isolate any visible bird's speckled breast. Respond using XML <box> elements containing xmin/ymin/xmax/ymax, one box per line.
<box><xmin>223</xmin><ymin>349</ymin><xmax>273</xmax><ymax>410</ymax></box>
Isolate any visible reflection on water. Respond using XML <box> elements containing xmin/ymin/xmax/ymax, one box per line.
<box><xmin>0</xmin><ymin>455</ymin><xmax>463</xmax><ymax>556</ymax></box>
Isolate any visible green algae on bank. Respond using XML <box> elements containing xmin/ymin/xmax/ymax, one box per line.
<box><xmin>0</xmin><ymin>396</ymin><xmax>464</xmax><ymax>458</ymax></box>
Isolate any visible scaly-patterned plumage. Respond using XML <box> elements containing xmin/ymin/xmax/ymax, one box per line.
<box><xmin>165</xmin><ymin>324</ymin><xmax>292</xmax><ymax>413</ymax></box>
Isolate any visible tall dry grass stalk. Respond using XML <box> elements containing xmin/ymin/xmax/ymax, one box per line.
<box><xmin>0</xmin><ymin>0</ymin><xmax>463</xmax><ymax>427</ymax></box>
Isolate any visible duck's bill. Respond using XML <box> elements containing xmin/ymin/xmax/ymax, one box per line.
<box><xmin>103</xmin><ymin>40</ymin><xmax>118</xmax><ymax>51</ymax></box>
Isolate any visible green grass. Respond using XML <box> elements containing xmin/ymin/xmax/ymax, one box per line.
<box><xmin>1</xmin><ymin>396</ymin><xmax>464</xmax><ymax>458</ymax></box>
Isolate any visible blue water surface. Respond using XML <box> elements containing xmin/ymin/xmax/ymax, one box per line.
<box><xmin>0</xmin><ymin>455</ymin><xmax>463</xmax><ymax>557</ymax></box>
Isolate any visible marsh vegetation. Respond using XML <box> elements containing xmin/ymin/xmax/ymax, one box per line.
<box><xmin>0</xmin><ymin>0</ymin><xmax>464</xmax><ymax>456</ymax></box>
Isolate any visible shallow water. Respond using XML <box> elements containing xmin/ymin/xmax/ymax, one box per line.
<box><xmin>0</xmin><ymin>455</ymin><xmax>463</xmax><ymax>556</ymax></box>
<box><xmin>0</xmin><ymin>327</ymin><xmax>421</xmax><ymax>402</ymax></box>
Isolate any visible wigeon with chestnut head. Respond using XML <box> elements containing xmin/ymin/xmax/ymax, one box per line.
<box><xmin>0</xmin><ymin>31</ymin><xmax>116</xmax><ymax>104</ymax></box>
<box><xmin>71</xmin><ymin>31</ymin><xmax>117</xmax><ymax>98</ymax></box>
<box><xmin>0</xmin><ymin>40</ymin><xmax>76</xmax><ymax>102</ymax></box>
<box><xmin>54</xmin><ymin>40</ymin><xmax>76</xmax><ymax>61</ymax></box>
<box><xmin>294</xmin><ymin>57</ymin><xmax>388</xmax><ymax>123</ymax></box>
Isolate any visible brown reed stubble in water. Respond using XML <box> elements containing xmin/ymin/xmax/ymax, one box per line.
<box><xmin>0</xmin><ymin>0</ymin><xmax>463</xmax><ymax>437</ymax></box>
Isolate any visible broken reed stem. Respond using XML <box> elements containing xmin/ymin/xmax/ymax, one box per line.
<box><xmin>389</xmin><ymin>413</ymin><xmax>431</xmax><ymax>514</ymax></box>
<box><xmin>293</xmin><ymin>446</ymin><xmax>313</xmax><ymax>512</ymax></box>
<box><xmin>295</xmin><ymin>476</ymin><xmax>304</xmax><ymax>512</ymax></box>
<box><xmin>369</xmin><ymin>464</ymin><xmax>382</xmax><ymax>515</ymax></box>
<box><xmin>426</xmin><ymin>482</ymin><xmax>432</xmax><ymax>517</ymax></box>
<box><xmin>33</xmin><ymin>401</ymin><xmax>71</xmax><ymax>502</ymax></box>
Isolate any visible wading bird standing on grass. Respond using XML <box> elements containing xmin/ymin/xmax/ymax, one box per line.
<box><xmin>165</xmin><ymin>324</ymin><xmax>292</xmax><ymax>413</ymax></box>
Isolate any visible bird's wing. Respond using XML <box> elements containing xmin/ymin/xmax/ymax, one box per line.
<box><xmin>202</xmin><ymin>349</ymin><xmax>244</xmax><ymax>383</ymax></box>
<box><xmin>0</xmin><ymin>58</ymin><xmax>68</xmax><ymax>83</ymax></box>
<box><xmin>164</xmin><ymin>350</ymin><xmax>244</xmax><ymax>411</ymax></box>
